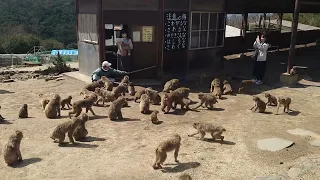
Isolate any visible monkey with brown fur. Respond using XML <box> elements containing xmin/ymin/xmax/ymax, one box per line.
<box><xmin>223</xmin><ymin>80</ymin><xmax>233</xmax><ymax>95</ymax></box>
<box><xmin>193</xmin><ymin>93</ymin><xmax>218</xmax><ymax>110</ymax></box>
<box><xmin>172</xmin><ymin>87</ymin><xmax>190</xmax><ymax>98</ymax></box>
<box><xmin>80</xmin><ymin>79</ymin><xmax>105</xmax><ymax>95</ymax></box>
<box><xmin>163</xmin><ymin>79</ymin><xmax>179</xmax><ymax>92</ymax></box>
<box><xmin>289</xmin><ymin>66</ymin><xmax>297</xmax><ymax>76</ymax></box>
<box><xmin>188</xmin><ymin>122</ymin><xmax>226</xmax><ymax>141</ymax></box>
<box><xmin>61</xmin><ymin>96</ymin><xmax>73</xmax><ymax>110</ymax></box>
<box><xmin>134</xmin><ymin>89</ymin><xmax>147</xmax><ymax>103</ymax></box>
<box><xmin>161</xmin><ymin>93</ymin><xmax>172</xmax><ymax>113</ymax></box>
<box><xmin>139</xmin><ymin>94</ymin><xmax>150</xmax><ymax>114</ymax></box>
<box><xmin>39</xmin><ymin>93</ymin><xmax>50</xmax><ymax>110</ymax></box>
<box><xmin>45</xmin><ymin>94</ymin><xmax>61</xmax><ymax>119</ymax></box>
<box><xmin>50</xmin><ymin>115</ymin><xmax>83</xmax><ymax>145</ymax></box>
<box><xmin>276</xmin><ymin>97</ymin><xmax>291</xmax><ymax>115</ymax></box>
<box><xmin>3</xmin><ymin>130</ymin><xmax>23</xmax><ymax>166</ymax></box>
<box><xmin>146</xmin><ymin>88</ymin><xmax>161</xmax><ymax>105</ymax></box>
<box><xmin>72</xmin><ymin>113</ymin><xmax>89</xmax><ymax>141</ymax></box>
<box><xmin>150</xmin><ymin>110</ymin><xmax>162</xmax><ymax>124</ymax></box>
<box><xmin>18</xmin><ymin>104</ymin><xmax>28</xmax><ymax>118</ymax></box>
<box><xmin>119</xmin><ymin>75</ymin><xmax>131</xmax><ymax>86</ymax></box>
<box><xmin>69</xmin><ymin>94</ymin><xmax>97</xmax><ymax>118</ymax></box>
<box><xmin>238</xmin><ymin>79</ymin><xmax>255</xmax><ymax>94</ymax></box>
<box><xmin>94</xmin><ymin>87</ymin><xmax>116</xmax><ymax>106</ymax></box>
<box><xmin>179</xmin><ymin>174</ymin><xmax>192</xmax><ymax>180</ymax></box>
<box><xmin>265</xmin><ymin>93</ymin><xmax>278</xmax><ymax>106</ymax></box>
<box><xmin>107</xmin><ymin>96</ymin><xmax>127</xmax><ymax>121</ymax></box>
<box><xmin>152</xmin><ymin>134</ymin><xmax>181</xmax><ymax>169</ymax></box>
<box><xmin>161</xmin><ymin>91</ymin><xmax>186</xmax><ymax>113</ymax></box>
<box><xmin>212</xmin><ymin>85</ymin><xmax>222</xmax><ymax>99</ymax></box>
<box><xmin>112</xmin><ymin>83</ymin><xmax>128</xmax><ymax>98</ymax></box>
<box><xmin>250</xmin><ymin>96</ymin><xmax>266</xmax><ymax>113</ymax></box>
<box><xmin>101</xmin><ymin>76</ymin><xmax>114</xmax><ymax>91</ymax></box>
<box><xmin>210</xmin><ymin>78</ymin><xmax>220</xmax><ymax>93</ymax></box>
<box><xmin>128</xmin><ymin>82</ymin><xmax>136</xmax><ymax>96</ymax></box>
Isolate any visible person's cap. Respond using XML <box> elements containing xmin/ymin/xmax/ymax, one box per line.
<box><xmin>102</xmin><ymin>61</ymin><xmax>111</xmax><ymax>67</ymax></box>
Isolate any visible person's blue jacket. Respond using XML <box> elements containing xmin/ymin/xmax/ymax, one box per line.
<box><xmin>91</xmin><ymin>67</ymin><xmax>127</xmax><ymax>81</ymax></box>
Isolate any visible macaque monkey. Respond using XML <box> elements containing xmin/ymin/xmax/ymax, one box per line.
<box><xmin>210</xmin><ymin>78</ymin><xmax>220</xmax><ymax>93</ymax></box>
<box><xmin>107</xmin><ymin>97</ymin><xmax>127</xmax><ymax>121</ymax></box>
<box><xmin>212</xmin><ymin>85</ymin><xmax>222</xmax><ymax>99</ymax></box>
<box><xmin>69</xmin><ymin>94</ymin><xmax>97</xmax><ymax>118</ymax></box>
<box><xmin>80</xmin><ymin>80</ymin><xmax>105</xmax><ymax>95</ymax></box>
<box><xmin>150</xmin><ymin>110</ymin><xmax>161</xmax><ymax>124</ymax></box>
<box><xmin>45</xmin><ymin>94</ymin><xmax>61</xmax><ymax>119</ymax></box>
<box><xmin>193</xmin><ymin>93</ymin><xmax>218</xmax><ymax>110</ymax></box>
<box><xmin>18</xmin><ymin>104</ymin><xmax>28</xmax><ymax>118</ymax></box>
<box><xmin>146</xmin><ymin>88</ymin><xmax>161</xmax><ymax>105</ymax></box>
<box><xmin>112</xmin><ymin>83</ymin><xmax>128</xmax><ymax>98</ymax></box>
<box><xmin>222</xmin><ymin>80</ymin><xmax>233</xmax><ymax>95</ymax></box>
<box><xmin>250</xmin><ymin>96</ymin><xmax>266</xmax><ymax>113</ymax></box>
<box><xmin>3</xmin><ymin>130</ymin><xmax>23</xmax><ymax>166</ymax></box>
<box><xmin>265</xmin><ymin>93</ymin><xmax>277</xmax><ymax>106</ymax></box>
<box><xmin>101</xmin><ymin>76</ymin><xmax>114</xmax><ymax>91</ymax></box>
<box><xmin>39</xmin><ymin>93</ymin><xmax>50</xmax><ymax>110</ymax></box>
<box><xmin>188</xmin><ymin>122</ymin><xmax>226</xmax><ymax>141</ymax></box>
<box><xmin>139</xmin><ymin>94</ymin><xmax>150</xmax><ymax>114</ymax></box>
<box><xmin>72</xmin><ymin>113</ymin><xmax>89</xmax><ymax>141</ymax></box>
<box><xmin>128</xmin><ymin>83</ymin><xmax>136</xmax><ymax>96</ymax></box>
<box><xmin>60</xmin><ymin>95</ymin><xmax>73</xmax><ymax>110</ymax></box>
<box><xmin>289</xmin><ymin>66</ymin><xmax>297</xmax><ymax>76</ymax></box>
<box><xmin>276</xmin><ymin>97</ymin><xmax>291</xmax><ymax>115</ymax></box>
<box><xmin>163</xmin><ymin>79</ymin><xmax>179</xmax><ymax>92</ymax></box>
<box><xmin>152</xmin><ymin>134</ymin><xmax>181</xmax><ymax>169</ymax></box>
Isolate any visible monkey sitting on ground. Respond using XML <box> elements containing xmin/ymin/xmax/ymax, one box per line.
<box><xmin>238</xmin><ymin>79</ymin><xmax>255</xmax><ymax>94</ymax></box>
<box><xmin>289</xmin><ymin>66</ymin><xmax>297</xmax><ymax>76</ymax></box>
<box><xmin>45</xmin><ymin>94</ymin><xmax>61</xmax><ymax>119</ymax></box>
<box><xmin>223</xmin><ymin>80</ymin><xmax>233</xmax><ymax>95</ymax></box>
<box><xmin>212</xmin><ymin>85</ymin><xmax>222</xmax><ymax>99</ymax></box>
<box><xmin>107</xmin><ymin>96</ymin><xmax>127</xmax><ymax>121</ymax></box>
<box><xmin>193</xmin><ymin>93</ymin><xmax>218</xmax><ymax>110</ymax></box>
<box><xmin>179</xmin><ymin>174</ymin><xmax>192</xmax><ymax>180</ymax></box>
<box><xmin>210</xmin><ymin>78</ymin><xmax>220</xmax><ymax>93</ymax></box>
<box><xmin>276</xmin><ymin>96</ymin><xmax>292</xmax><ymax>115</ymax></box>
<box><xmin>139</xmin><ymin>94</ymin><xmax>150</xmax><ymax>114</ymax></box>
<box><xmin>72</xmin><ymin>113</ymin><xmax>89</xmax><ymax>141</ymax></box>
<box><xmin>163</xmin><ymin>79</ymin><xmax>179</xmax><ymax>92</ymax></box>
<box><xmin>152</xmin><ymin>134</ymin><xmax>181</xmax><ymax>169</ymax></box>
<box><xmin>119</xmin><ymin>75</ymin><xmax>131</xmax><ymax>86</ymax></box>
<box><xmin>18</xmin><ymin>104</ymin><xmax>28</xmax><ymax>119</ymax></box>
<box><xmin>146</xmin><ymin>88</ymin><xmax>161</xmax><ymax>105</ymax></box>
<box><xmin>39</xmin><ymin>93</ymin><xmax>50</xmax><ymax>110</ymax></box>
<box><xmin>265</xmin><ymin>93</ymin><xmax>278</xmax><ymax>106</ymax></box>
<box><xmin>69</xmin><ymin>94</ymin><xmax>97</xmax><ymax>118</ymax></box>
<box><xmin>128</xmin><ymin>82</ymin><xmax>136</xmax><ymax>96</ymax></box>
<box><xmin>150</xmin><ymin>110</ymin><xmax>162</xmax><ymax>124</ymax></box>
<box><xmin>94</xmin><ymin>87</ymin><xmax>116</xmax><ymax>106</ymax></box>
<box><xmin>60</xmin><ymin>96</ymin><xmax>73</xmax><ymax>110</ymax></box>
<box><xmin>250</xmin><ymin>96</ymin><xmax>266</xmax><ymax>113</ymax></box>
<box><xmin>3</xmin><ymin>130</ymin><xmax>23</xmax><ymax>166</ymax></box>
<box><xmin>101</xmin><ymin>76</ymin><xmax>114</xmax><ymax>91</ymax></box>
<box><xmin>80</xmin><ymin>79</ymin><xmax>105</xmax><ymax>95</ymax></box>
<box><xmin>188</xmin><ymin>122</ymin><xmax>226</xmax><ymax>141</ymax></box>
<box><xmin>112</xmin><ymin>83</ymin><xmax>128</xmax><ymax>98</ymax></box>
<box><xmin>50</xmin><ymin>114</ymin><xmax>84</xmax><ymax>145</ymax></box>
<box><xmin>0</xmin><ymin>106</ymin><xmax>5</xmax><ymax>122</ymax></box>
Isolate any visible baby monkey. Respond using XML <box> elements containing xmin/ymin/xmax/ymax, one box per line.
<box><xmin>265</xmin><ymin>93</ymin><xmax>277</xmax><ymax>106</ymax></box>
<box><xmin>61</xmin><ymin>95</ymin><xmax>73</xmax><ymax>110</ymax></box>
<box><xmin>276</xmin><ymin>97</ymin><xmax>291</xmax><ymax>115</ymax></box>
<box><xmin>250</xmin><ymin>96</ymin><xmax>266</xmax><ymax>113</ymax></box>
<box><xmin>188</xmin><ymin>122</ymin><xmax>226</xmax><ymax>141</ymax></box>
<box><xmin>18</xmin><ymin>104</ymin><xmax>28</xmax><ymax>119</ymax></box>
<box><xmin>152</xmin><ymin>134</ymin><xmax>181</xmax><ymax>169</ymax></box>
<box><xmin>150</xmin><ymin>110</ymin><xmax>161</xmax><ymax>124</ymax></box>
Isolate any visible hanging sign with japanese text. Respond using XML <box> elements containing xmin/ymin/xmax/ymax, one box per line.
<box><xmin>164</xmin><ymin>12</ymin><xmax>188</xmax><ymax>51</ymax></box>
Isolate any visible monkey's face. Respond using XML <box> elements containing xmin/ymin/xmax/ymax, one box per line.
<box><xmin>68</xmin><ymin>96</ymin><xmax>72</xmax><ymax>100</ymax></box>
<box><xmin>16</xmin><ymin>131</ymin><xmax>23</xmax><ymax>139</ymax></box>
<box><xmin>253</xmin><ymin>96</ymin><xmax>259</xmax><ymax>101</ymax></box>
<box><xmin>265</xmin><ymin>93</ymin><xmax>270</xmax><ymax>98</ymax></box>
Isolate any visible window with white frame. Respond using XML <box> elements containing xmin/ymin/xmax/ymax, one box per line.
<box><xmin>189</xmin><ymin>12</ymin><xmax>226</xmax><ymax>50</ymax></box>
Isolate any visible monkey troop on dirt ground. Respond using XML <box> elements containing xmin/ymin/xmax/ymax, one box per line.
<box><xmin>2</xmin><ymin>74</ymin><xmax>295</xmax><ymax>172</ymax></box>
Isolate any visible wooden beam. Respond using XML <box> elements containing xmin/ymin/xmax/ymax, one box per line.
<box><xmin>301</xmin><ymin>1</ymin><xmax>320</xmax><ymax>5</ymax></box>
<box><xmin>242</xmin><ymin>13</ymin><xmax>248</xmax><ymax>38</ymax></box>
<box><xmin>287</xmin><ymin>0</ymin><xmax>300</xmax><ymax>73</ymax></box>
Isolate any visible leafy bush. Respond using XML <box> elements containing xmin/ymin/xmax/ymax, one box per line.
<box><xmin>46</xmin><ymin>52</ymin><xmax>71</xmax><ymax>74</ymax></box>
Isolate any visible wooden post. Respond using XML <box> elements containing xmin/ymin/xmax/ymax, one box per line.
<box><xmin>258</xmin><ymin>15</ymin><xmax>262</xmax><ymax>29</ymax></box>
<box><xmin>158</xmin><ymin>0</ymin><xmax>164</xmax><ymax>78</ymax></box>
<box><xmin>263</xmin><ymin>13</ymin><xmax>266</xmax><ymax>29</ymax></box>
<box><xmin>287</xmin><ymin>0</ymin><xmax>300</xmax><ymax>73</ymax></box>
<box><xmin>278</xmin><ymin>13</ymin><xmax>283</xmax><ymax>31</ymax></box>
<box><xmin>241</xmin><ymin>13</ymin><xmax>248</xmax><ymax>38</ymax></box>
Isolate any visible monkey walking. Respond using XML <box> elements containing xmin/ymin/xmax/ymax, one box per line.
<box><xmin>188</xmin><ymin>122</ymin><xmax>226</xmax><ymax>141</ymax></box>
<box><xmin>60</xmin><ymin>96</ymin><xmax>73</xmax><ymax>110</ymax></box>
<box><xmin>152</xmin><ymin>134</ymin><xmax>181</xmax><ymax>169</ymax></box>
<box><xmin>193</xmin><ymin>93</ymin><xmax>218</xmax><ymax>110</ymax></box>
<box><xmin>3</xmin><ymin>130</ymin><xmax>23</xmax><ymax>166</ymax></box>
<box><xmin>94</xmin><ymin>87</ymin><xmax>116</xmax><ymax>106</ymax></box>
<box><xmin>250</xmin><ymin>96</ymin><xmax>266</xmax><ymax>113</ymax></box>
<box><xmin>163</xmin><ymin>79</ymin><xmax>179</xmax><ymax>92</ymax></box>
<box><xmin>265</xmin><ymin>93</ymin><xmax>278</xmax><ymax>106</ymax></box>
<box><xmin>69</xmin><ymin>94</ymin><xmax>97</xmax><ymax>118</ymax></box>
<box><xmin>276</xmin><ymin>97</ymin><xmax>292</xmax><ymax>115</ymax></box>
<box><xmin>45</xmin><ymin>94</ymin><xmax>61</xmax><ymax>119</ymax></box>
<box><xmin>50</xmin><ymin>114</ymin><xmax>85</xmax><ymax>145</ymax></box>
<box><xmin>18</xmin><ymin>104</ymin><xmax>28</xmax><ymax>119</ymax></box>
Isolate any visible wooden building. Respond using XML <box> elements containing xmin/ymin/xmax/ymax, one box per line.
<box><xmin>76</xmin><ymin>0</ymin><xmax>320</xmax><ymax>78</ymax></box>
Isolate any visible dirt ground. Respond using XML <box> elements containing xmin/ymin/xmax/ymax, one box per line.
<box><xmin>0</xmin><ymin>46</ymin><xmax>320</xmax><ymax>180</ymax></box>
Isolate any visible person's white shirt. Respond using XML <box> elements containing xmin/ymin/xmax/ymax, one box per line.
<box><xmin>253</xmin><ymin>40</ymin><xmax>270</xmax><ymax>61</ymax></box>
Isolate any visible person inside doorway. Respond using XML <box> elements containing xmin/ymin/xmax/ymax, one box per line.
<box><xmin>252</xmin><ymin>32</ymin><xmax>270</xmax><ymax>85</ymax></box>
<box><xmin>116</xmin><ymin>31</ymin><xmax>133</xmax><ymax>71</ymax></box>
<box><xmin>91</xmin><ymin>61</ymin><xmax>128</xmax><ymax>82</ymax></box>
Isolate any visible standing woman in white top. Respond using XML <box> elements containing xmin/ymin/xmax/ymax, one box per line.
<box><xmin>252</xmin><ymin>33</ymin><xmax>270</xmax><ymax>85</ymax></box>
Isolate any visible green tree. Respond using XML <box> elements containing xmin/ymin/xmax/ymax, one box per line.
<box><xmin>2</xmin><ymin>34</ymin><xmax>41</xmax><ymax>54</ymax></box>
<box><xmin>283</xmin><ymin>13</ymin><xmax>320</xmax><ymax>27</ymax></box>
<box><xmin>41</xmin><ymin>38</ymin><xmax>64</xmax><ymax>50</ymax></box>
